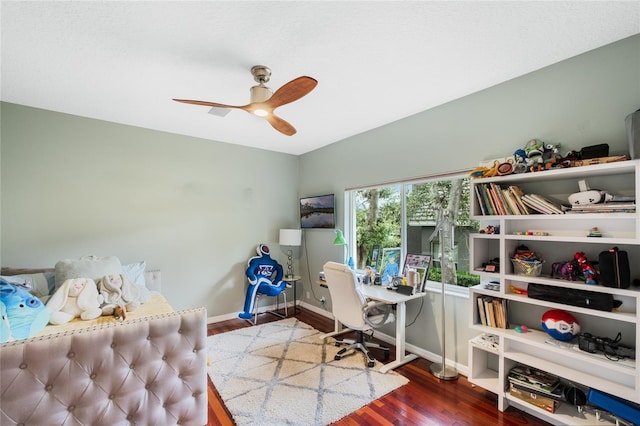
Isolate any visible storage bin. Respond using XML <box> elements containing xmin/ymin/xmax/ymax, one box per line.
<box><xmin>511</xmin><ymin>259</ymin><xmax>543</xmax><ymax>276</ymax></box>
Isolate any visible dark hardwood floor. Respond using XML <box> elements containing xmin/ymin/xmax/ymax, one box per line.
<box><xmin>206</xmin><ymin>307</ymin><xmax>551</xmax><ymax>426</ymax></box>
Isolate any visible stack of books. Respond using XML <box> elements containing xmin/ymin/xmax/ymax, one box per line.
<box><xmin>474</xmin><ymin>183</ymin><xmax>566</xmax><ymax>215</ymax></box>
<box><xmin>477</xmin><ymin>296</ymin><xmax>508</xmax><ymax>329</ymax></box>
<box><xmin>520</xmin><ymin>193</ymin><xmax>565</xmax><ymax>214</ymax></box>
<box><xmin>568</xmin><ymin>202</ymin><xmax>635</xmax><ymax>214</ymax></box>
<box><xmin>508</xmin><ymin>365</ymin><xmax>565</xmax><ymax>413</ymax></box>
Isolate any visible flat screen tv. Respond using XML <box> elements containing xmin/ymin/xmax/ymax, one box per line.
<box><xmin>300</xmin><ymin>194</ymin><xmax>335</xmax><ymax>229</ymax></box>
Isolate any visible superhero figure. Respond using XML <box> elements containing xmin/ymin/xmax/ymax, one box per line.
<box><xmin>239</xmin><ymin>244</ymin><xmax>287</xmax><ymax>320</ymax></box>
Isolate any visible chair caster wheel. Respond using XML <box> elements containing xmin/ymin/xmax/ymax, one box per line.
<box><xmin>368</xmin><ymin>361</ymin><xmax>375</xmax><ymax>368</ymax></box>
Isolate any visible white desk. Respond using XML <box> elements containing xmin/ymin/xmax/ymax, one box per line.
<box><xmin>319</xmin><ymin>283</ymin><xmax>425</xmax><ymax>373</ymax></box>
<box><xmin>360</xmin><ymin>285</ymin><xmax>425</xmax><ymax>373</ymax></box>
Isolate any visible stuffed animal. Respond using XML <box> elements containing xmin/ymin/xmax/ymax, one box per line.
<box><xmin>239</xmin><ymin>244</ymin><xmax>287</xmax><ymax>320</ymax></box>
<box><xmin>0</xmin><ymin>279</ymin><xmax>50</xmax><ymax>340</ymax></box>
<box><xmin>0</xmin><ymin>300</ymin><xmax>11</xmax><ymax>342</ymax></box>
<box><xmin>97</xmin><ymin>273</ymin><xmax>151</xmax><ymax>316</ymax></box>
<box><xmin>46</xmin><ymin>278</ymin><xmax>102</xmax><ymax>324</ymax></box>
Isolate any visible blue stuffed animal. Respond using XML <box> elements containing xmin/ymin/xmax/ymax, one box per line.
<box><xmin>0</xmin><ymin>279</ymin><xmax>50</xmax><ymax>341</ymax></box>
<box><xmin>239</xmin><ymin>244</ymin><xmax>287</xmax><ymax>320</ymax></box>
<box><xmin>1</xmin><ymin>300</ymin><xmax>12</xmax><ymax>343</ymax></box>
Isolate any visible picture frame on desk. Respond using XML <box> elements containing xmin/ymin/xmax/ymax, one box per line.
<box><xmin>370</xmin><ymin>244</ymin><xmax>381</xmax><ymax>270</ymax></box>
<box><xmin>378</xmin><ymin>247</ymin><xmax>401</xmax><ymax>283</ymax></box>
<box><xmin>402</xmin><ymin>253</ymin><xmax>432</xmax><ymax>292</ymax></box>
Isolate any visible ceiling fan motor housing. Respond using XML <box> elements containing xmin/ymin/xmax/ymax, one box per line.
<box><xmin>250</xmin><ymin>84</ymin><xmax>273</xmax><ymax>103</ymax></box>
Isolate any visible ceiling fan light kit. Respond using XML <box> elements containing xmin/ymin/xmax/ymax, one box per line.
<box><xmin>173</xmin><ymin>65</ymin><xmax>317</xmax><ymax>136</ymax></box>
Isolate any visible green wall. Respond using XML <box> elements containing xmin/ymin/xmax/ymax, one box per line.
<box><xmin>0</xmin><ymin>104</ymin><xmax>301</xmax><ymax>315</ymax></box>
<box><xmin>298</xmin><ymin>34</ymin><xmax>640</xmax><ymax>367</ymax></box>
<box><xmin>1</xmin><ymin>34</ymin><xmax>638</xmax><ymax>369</ymax></box>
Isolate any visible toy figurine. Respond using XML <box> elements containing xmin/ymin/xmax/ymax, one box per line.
<box><xmin>574</xmin><ymin>251</ymin><xmax>598</xmax><ymax>284</ymax></box>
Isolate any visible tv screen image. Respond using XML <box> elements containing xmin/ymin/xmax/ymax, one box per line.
<box><xmin>300</xmin><ymin>194</ymin><xmax>335</xmax><ymax>228</ymax></box>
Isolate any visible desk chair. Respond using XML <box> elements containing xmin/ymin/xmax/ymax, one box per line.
<box><xmin>323</xmin><ymin>261</ymin><xmax>394</xmax><ymax>367</ymax></box>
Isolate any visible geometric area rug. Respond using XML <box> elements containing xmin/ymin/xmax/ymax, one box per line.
<box><xmin>207</xmin><ymin>318</ymin><xmax>409</xmax><ymax>426</ymax></box>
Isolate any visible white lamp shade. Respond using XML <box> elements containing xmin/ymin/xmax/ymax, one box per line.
<box><xmin>279</xmin><ymin>229</ymin><xmax>302</xmax><ymax>246</ymax></box>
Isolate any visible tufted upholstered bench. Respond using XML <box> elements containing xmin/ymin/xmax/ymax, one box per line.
<box><xmin>0</xmin><ymin>307</ymin><xmax>208</xmax><ymax>425</ymax></box>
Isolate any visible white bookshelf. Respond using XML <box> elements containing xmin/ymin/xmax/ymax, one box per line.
<box><xmin>467</xmin><ymin>159</ymin><xmax>640</xmax><ymax>425</ymax></box>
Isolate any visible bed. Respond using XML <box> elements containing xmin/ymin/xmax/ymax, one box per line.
<box><xmin>0</xmin><ymin>265</ymin><xmax>208</xmax><ymax>426</ymax></box>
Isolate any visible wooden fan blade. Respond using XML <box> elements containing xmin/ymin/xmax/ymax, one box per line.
<box><xmin>264</xmin><ymin>76</ymin><xmax>317</xmax><ymax>110</ymax></box>
<box><xmin>173</xmin><ymin>98</ymin><xmax>249</xmax><ymax>111</ymax></box>
<box><xmin>265</xmin><ymin>113</ymin><xmax>297</xmax><ymax>136</ymax></box>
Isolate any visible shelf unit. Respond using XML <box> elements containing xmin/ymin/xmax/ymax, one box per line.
<box><xmin>468</xmin><ymin>159</ymin><xmax>640</xmax><ymax>425</ymax></box>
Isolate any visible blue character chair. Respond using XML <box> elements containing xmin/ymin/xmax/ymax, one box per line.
<box><xmin>239</xmin><ymin>244</ymin><xmax>288</xmax><ymax>324</ymax></box>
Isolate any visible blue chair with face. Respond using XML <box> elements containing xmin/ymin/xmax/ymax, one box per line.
<box><xmin>239</xmin><ymin>244</ymin><xmax>288</xmax><ymax>324</ymax></box>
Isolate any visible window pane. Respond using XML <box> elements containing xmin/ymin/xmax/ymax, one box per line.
<box><xmin>353</xmin><ymin>186</ymin><xmax>401</xmax><ymax>276</ymax></box>
<box><xmin>352</xmin><ymin>177</ymin><xmax>480</xmax><ymax>287</ymax></box>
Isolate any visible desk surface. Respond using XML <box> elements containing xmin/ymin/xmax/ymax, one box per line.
<box><xmin>359</xmin><ymin>285</ymin><xmax>425</xmax><ymax>303</ymax></box>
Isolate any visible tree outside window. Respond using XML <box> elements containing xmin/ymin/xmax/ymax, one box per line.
<box><xmin>353</xmin><ymin>177</ymin><xmax>479</xmax><ymax>287</ymax></box>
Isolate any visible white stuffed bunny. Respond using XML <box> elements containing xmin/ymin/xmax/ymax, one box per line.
<box><xmin>46</xmin><ymin>278</ymin><xmax>102</xmax><ymax>324</ymax></box>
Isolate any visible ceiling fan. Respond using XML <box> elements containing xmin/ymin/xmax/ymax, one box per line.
<box><xmin>173</xmin><ymin>65</ymin><xmax>317</xmax><ymax>136</ymax></box>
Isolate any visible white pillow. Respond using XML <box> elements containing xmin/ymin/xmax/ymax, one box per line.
<box><xmin>1</xmin><ymin>272</ymin><xmax>55</xmax><ymax>302</ymax></box>
<box><xmin>55</xmin><ymin>255</ymin><xmax>122</xmax><ymax>288</ymax></box>
<box><xmin>122</xmin><ymin>261</ymin><xmax>146</xmax><ymax>288</ymax></box>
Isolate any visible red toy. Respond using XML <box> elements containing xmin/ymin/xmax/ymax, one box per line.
<box><xmin>574</xmin><ymin>251</ymin><xmax>597</xmax><ymax>284</ymax></box>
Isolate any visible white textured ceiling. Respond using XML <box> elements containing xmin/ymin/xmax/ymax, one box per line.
<box><xmin>2</xmin><ymin>1</ymin><xmax>639</xmax><ymax>155</ymax></box>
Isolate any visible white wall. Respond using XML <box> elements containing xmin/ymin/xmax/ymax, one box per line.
<box><xmin>298</xmin><ymin>34</ymin><xmax>640</xmax><ymax>367</ymax></box>
<box><xmin>1</xmin><ymin>104</ymin><xmax>301</xmax><ymax>314</ymax></box>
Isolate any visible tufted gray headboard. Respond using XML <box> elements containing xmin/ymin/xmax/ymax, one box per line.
<box><xmin>0</xmin><ymin>307</ymin><xmax>208</xmax><ymax>425</ymax></box>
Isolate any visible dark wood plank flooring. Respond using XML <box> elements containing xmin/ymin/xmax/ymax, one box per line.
<box><xmin>206</xmin><ymin>307</ymin><xmax>551</xmax><ymax>426</ymax></box>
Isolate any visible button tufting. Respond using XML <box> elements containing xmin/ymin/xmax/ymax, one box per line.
<box><xmin>19</xmin><ymin>363</ymin><xmax>27</xmax><ymax>369</ymax></box>
<box><xmin>147</xmin><ymin>336</ymin><xmax>151</xmax><ymax>340</ymax></box>
<box><xmin>109</xmin><ymin>395</ymin><xmax>115</xmax><ymax>400</ymax></box>
<box><xmin>192</xmin><ymin>348</ymin><xmax>197</xmax><ymax>353</ymax></box>
<box><xmin>145</xmin><ymin>384</ymin><xmax>151</xmax><ymax>390</ymax></box>
<box><xmin>68</xmin><ymin>352</ymin><xmax>75</xmax><ymax>358</ymax></box>
<box><xmin>68</xmin><ymin>405</ymin><xmax>75</xmax><ymax>412</ymax></box>
<box><xmin>178</xmin><ymin>328</ymin><xmax>183</xmax><ymax>333</ymax></box>
<box><xmin>45</xmin><ymin>384</ymin><xmax>53</xmax><ymax>391</ymax></box>
<box><xmin>17</xmin><ymin>423</ymin><xmax>25</xmax><ymax>426</ymax></box>
<box><xmin>111</xmin><ymin>342</ymin><xmax>116</xmax><ymax>348</ymax></box>
<box><xmin>162</xmin><ymin>355</ymin><xmax>167</xmax><ymax>361</ymax></box>
<box><xmin>130</xmin><ymin>363</ymin><xmax>135</xmax><ymax>369</ymax></box>
<box><xmin>127</xmin><ymin>415</ymin><xmax>133</xmax><ymax>420</ymax></box>
<box><xmin>90</xmin><ymin>373</ymin><xmax>97</xmax><ymax>380</ymax></box>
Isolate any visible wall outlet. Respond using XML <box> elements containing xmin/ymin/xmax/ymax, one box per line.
<box><xmin>320</xmin><ymin>296</ymin><xmax>326</xmax><ymax>306</ymax></box>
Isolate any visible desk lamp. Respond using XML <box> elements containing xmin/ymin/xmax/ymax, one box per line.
<box><xmin>333</xmin><ymin>229</ymin><xmax>354</xmax><ymax>269</ymax></box>
<box><xmin>279</xmin><ymin>229</ymin><xmax>302</xmax><ymax>278</ymax></box>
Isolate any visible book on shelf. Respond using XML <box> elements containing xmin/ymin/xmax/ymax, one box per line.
<box><xmin>474</xmin><ymin>185</ymin><xmax>489</xmax><ymax>216</ymax></box>
<box><xmin>509</xmin><ymin>380</ymin><xmax>566</xmax><ymax>401</ymax></box>
<box><xmin>508</xmin><ymin>185</ymin><xmax>531</xmax><ymax>214</ymax></box>
<box><xmin>479</xmin><ymin>296</ymin><xmax>507</xmax><ymax>329</ymax></box>
<box><xmin>490</xmin><ymin>183</ymin><xmax>511</xmax><ymax>215</ymax></box>
<box><xmin>508</xmin><ymin>365</ymin><xmax>562</xmax><ymax>394</ymax></box>
<box><xmin>480</xmin><ymin>184</ymin><xmax>496</xmax><ymax>215</ymax></box>
<box><xmin>568</xmin><ymin>201</ymin><xmax>636</xmax><ymax>214</ymax></box>
<box><xmin>487</xmin><ymin>184</ymin><xmax>505</xmax><ymax>215</ymax></box>
<box><xmin>470</xmin><ymin>333</ymin><xmax>499</xmax><ymax>351</ymax></box>
<box><xmin>521</xmin><ymin>193</ymin><xmax>565</xmax><ymax>214</ymax></box>
<box><xmin>477</xmin><ymin>297</ymin><xmax>487</xmax><ymax>326</ymax></box>
<box><xmin>502</xmin><ymin>188</ymin><xmax>522</xmax><ymax>215</ymax></box>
